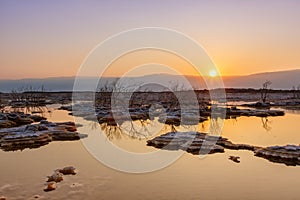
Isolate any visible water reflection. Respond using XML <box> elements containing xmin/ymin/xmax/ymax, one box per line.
<box><xmin>261</xmin><ymin>117</ymin><xmax>272</xmax><ymax>132</ymax></box>
<box><xmin>100</xmin><ymin>122</ymin><xmax>123</xmax><ymax>140</ymax></box>
<box><xmin>1</xmin><ymin>105</ymin><xmax>50</xmax><ymax>116</ymax></box>
<box><xmin>84</xmin><ymin>116</ymin><xmax>200</xmax><ymax>141</ymax></box>
<box><xmin>87</xmin><ymin>119</ymin><xmax>156</xmax><ymax>140</ymax></box>
<box><xmin>82</xmin><ymin>113</ymin><xmax>278</xmax><ymax>143</ymax></box>
<box><xmin>1</xmin><ymin>107</ymin><xmax>300</xmax><ymax>200</ymax></box>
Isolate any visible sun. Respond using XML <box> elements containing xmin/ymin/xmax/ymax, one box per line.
<box><xmin>209</xmin><ymin>69</ymin><xmax>218</xmax><ymax>77</ymax></box>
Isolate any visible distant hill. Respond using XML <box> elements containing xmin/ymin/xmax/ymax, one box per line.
<box><xmin>222</xmin><ymin>69</ymin><xmax>300</xmax><ymax>89</ymax></box>
<box><xmin>0</xmin><ymin>69</ymin><xmax>299</xmax><ymax>92</ymax></box>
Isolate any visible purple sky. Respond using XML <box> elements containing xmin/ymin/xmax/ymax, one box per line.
<box><xmin>0</xmin><ymin>0</ymin><xmax>300</xmax><ymax>79</ymax></box>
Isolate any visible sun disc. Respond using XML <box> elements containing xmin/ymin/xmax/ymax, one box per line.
<box><xmin>209</xmin><ymin>69</ymin><xmax>217</xmax><ymax>77</ymax></box>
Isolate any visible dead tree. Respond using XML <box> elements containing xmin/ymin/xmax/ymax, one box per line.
<box><xmin>96</xmin><ymin>79</ymin><xmax>119</xmax><ymax>108</ymax></box>
<box><xmin>260</xmin><ymin>80</ymin><xmax>272</xmax><ymax>103</ymax></box>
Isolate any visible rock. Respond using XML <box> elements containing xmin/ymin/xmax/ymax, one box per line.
<box><xmin>130</xmin><ymin>112</ymin><xmax>149</xmax><ymax>121</ymax></box>
<box><xmin>242</xmin><ymin>102</ymin><xmax>271</xmax><ymax>108</ymax></box>
<box><xmin>268</xmin><ymin>110</ymin><xmax>285</xmax><ymax>116</ymax></box>
<box><xmin>47</xmin><ymin>171</ymin><xmax>64</xmax><ymax>182</ymax></box>
<box><xmin>148</xmin><ymin>132</ymin><xmax>227</xmax><ymax>154</ymax></box>
<box><xmin>57</xmin><ymin>166</ymin><xmax>76</xmax><ymax>175</ymax></box>
<box><xmin>30</xmin><ymin>115</ymin><xmax>46</xmax><ymax>122</ymax></box>
<box><xmin>183</xmin><ymin>139</ymin><xmax>225</xmax><ymax>154</ymax></box>
<box><xmin>0</xmin><ymin>114</ymin><xmax>8</xmax><ymax>120</ymax></box>
<box><xmin>0</xmin><ymin>120</ymin><xmax>16</xmax><ymax>128</ymax></box>
<box><xmin>229</xmin><ymin>156</ymin><xmax>240</xmax><ymax>163</ymax></box>
<box><xmin>0</xmin><ymin>121</ymin><xmax>87</xmax><ymax>152</ymax></box>
<box><xmin>33</xmin><ymin>194</ymin><xmax>41</xmax><ymax>198</ymax></box>
<box><xmin>49</xmin><ymin>131</ymin><xmax>80</xmax><ymax>141</ymax></box>
<box><xmin>44</xmin><ymin>182</ymin><xmax>57</xmax><ymax>192</ymax></box>
<box><xmin>16</xmin><ymin>117</ymin><xmax>34</xmax><ymax>125</ymax></box>
<box><xmin>0</xmin><ymin>196</ymin><xmax>6</xmax><ymax>200</ymax></box>
<box><xmin>25</xmin><ymin>124</ymin><xmax>48</xmax><ymax>132</ymax></box>
<box><xmin>255</xmin><ymin>112</ymin><xmax>269</xmax><ymax>118</ymax></box>
<box><xmin>0</xmin><ymin>132</ymin><xmax>52</xmax><ymax>151</ymax></box>
<box><xmin>97</xmin><ymin>113</ymin><xmax>119</xmax><ymax>125</ymax></box>
<box><xmin>7</xmin><ymin>113</ymin><xmax>20</xmax><ymax>121</ymax></box>
<box><xmin>158</xmin><ymin>115</ymin><xmax>181</xmax><ymax>126</ymax></box>
<box><xmin>147</xmin><ymin>131</ymin><xmax>259</xmax><ymax>156</ymax></box>
<box><xmin>231</xmin><ymin>106</ymin><xmax>237</xmax><ymax>110</ymax></box>
<box><xmin>254</xmin><ymin>145</ymin><xmax>300</xmax><ymax>166</ymax></box>
<box><xmin>70</xmin><ymin>183</ymin><xmax>83</xmax><ymax>188</ymax></box>
<box><xmin>63</xmin><ymin>125</ymin><xmax>77</xmax><ymax>132</ymax></box>
<box><xmin>44</xmin><ymin>166</ymin><xmax>78</xmax><ymax>192</ymax></box>
<box><xmin>228</xmin><ymin>108</ymin><xmax>285</xmax><ymax>118</ymax></box>
<box><xmin>59</xmin><ymin>105</ymin><xmax>72</xmax><ymax>111</ymax></box>
<box><xmin>40</xmin><ymin>120</ymin><xmax>50</xmax><ymax>124</ymax></box>
<box><xmin>148</xmin><ymin>132</ymin><xmax>300</xmax><ymax>167</ymax></box>
<box><xmin>0</xmin><ymin>112</ymin><xmax>45</xmax><ymax>129</ymax></box>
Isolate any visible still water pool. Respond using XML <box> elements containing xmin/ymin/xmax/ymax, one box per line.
<box><xmin>0</xmin><ymin>106</ymin><xmax>299</xmax><ymax>200</ymax></box>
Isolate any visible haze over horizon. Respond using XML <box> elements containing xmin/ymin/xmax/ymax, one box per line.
<box><xmin>0</xmin><ymin>69</ymin><xmax>299</xmax><ymax>92</ymax></box>
<box><xmin>0</xmin><ymin>68</ymin><xmax>299</xmax><ymax>81</ymax></box>
<box><xmin>1</xmin><ymin>0</ymin><xmax>300</xmax><ymax>79</ymax></box>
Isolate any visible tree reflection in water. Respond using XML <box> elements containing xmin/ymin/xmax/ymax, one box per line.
<box><xmin>86</xmin><ymin>117</ymin><xmax>201</xmax><ymax>141</ymax></box>
<box><xmin>261</xmin><ymin>117</ymin><xmax>272</xmax><ymax>132</ymax></box>
<box><xmin>2</xmin><ymin>105</ymin><xmax>50</xmax><ymax>117</ymax></box>
<box><xmin>100</xmin><ymin>122</ymin><xmax>123</xmax><ymax>140</ymax></box>
<box><xmin>208</xmin><ymin>117</ymin><xmax>224</xmax><ymax>137</ymax></box>
<box><xmin>86</xmin><ymin>114</ymin><xmax>275</xmax><ymax>142</ymax></box>
<box><xmin>87</xmin><ymin>118</ymin><xmax>159</xmax><ymax>140</ymax></box>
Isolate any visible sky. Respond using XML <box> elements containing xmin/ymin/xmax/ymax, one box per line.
<box><xmin>0</xmin><ymin>0</ymin><xmax>300</xmax><ymax>79</ymax></box>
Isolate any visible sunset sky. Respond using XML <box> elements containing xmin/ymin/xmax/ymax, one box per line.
<box><xmin>0</xmin><ymin>0</ymin><xmax>300</xmax><ymax>79</ymax></box>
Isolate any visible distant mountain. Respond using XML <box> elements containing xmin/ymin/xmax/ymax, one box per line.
<box><xmin>0</xmin><ymin>69</ymin><xmax>299</xmax><ymax>92</ymax></box>
<box><xmin>222</xmin><ymin>69</ymin><xmax>300</xmax><ymax>89</ymax></box>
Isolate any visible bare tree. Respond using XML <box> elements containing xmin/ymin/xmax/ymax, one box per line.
<box><xmin>291</xmin><ymin>85</ymin><xmax>300</xmax><ymax>99</ymax></box>
<box><xmin>169</xmin><ymin>81</ymin><xmax>186</xmax><ymax>92</ymax></box>
<box><xmin>10</xmin><ymin>85</ymin><xmax>46</xmax><ymax>105</ymax></box>
<box><xmin>168</xmin><ymin>81</ymin><xmax>189</xmax><ymax>109</ymax></box>
<box><xmin>8</xmin><ymin>85</ymin><xmax>47</xmax><ymax>114</ymax></box>
<box><xmin>292</xmin><ymin>86</ymin><xmax>297</xmax><ymax>99</ymax></box>
<box><xmin>96</xmin><ymin>79</ymin><xmax>119</xmax><ymax>107</ymax></box>
<box><xmin>260</xmin><ymin>80</ymin><xmax>272</xmax><ymax>103</ymax></box>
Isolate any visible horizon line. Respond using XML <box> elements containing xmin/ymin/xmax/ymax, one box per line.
<box><xmin>0</xmin><ymin>68</ymin><xmax>299</xmax><ymax>81</ymax></box>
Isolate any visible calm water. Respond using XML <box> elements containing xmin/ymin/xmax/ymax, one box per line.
<box><xmin>0</xmin><ymin>106</ymin><xmax>300</xmax><ymax>200</ymax></box>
